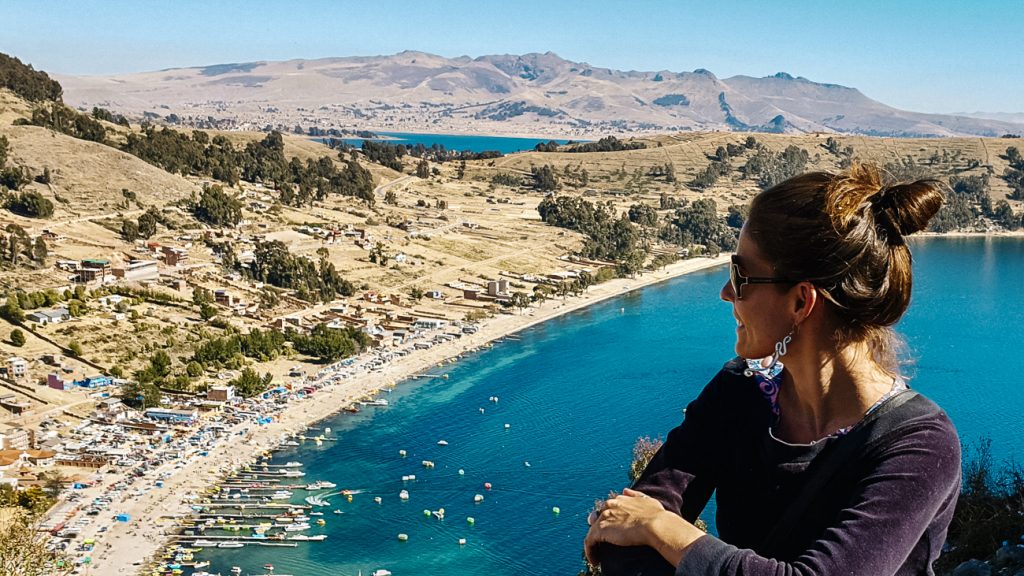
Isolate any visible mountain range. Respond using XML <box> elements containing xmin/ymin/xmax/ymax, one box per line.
<box><xmin>56</xmin><ymin>51</ymin><xmax>1024</xmax><ymax>138</ymax></box>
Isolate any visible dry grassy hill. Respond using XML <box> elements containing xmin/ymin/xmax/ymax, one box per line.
<box><xmin>2</xmin><ymin>80</ymin><xmax>1023</xmax><ymax>412</ymax></box>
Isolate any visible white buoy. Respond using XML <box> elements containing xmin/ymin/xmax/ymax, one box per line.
<box><xmin>524</xmin><ymin>461</ymin><xmax>531</xmax><ymax>467</ymax></box>
<box><xmin>504</xmin><ymin>423</ymin><xmax>510</xmax><ymax>429</ymax></box>
<box><xmin>374</xmin><ymin>496</ymin><xmax>382</xmax><ymax>504</ymax></box>
<box><xmin>458</xmin><ymin>469</ymin><xmax>465</xmax><ymax>476</ymax></box>
<box><xmin>399</xmin><ymin>490</ymin><xmax>409</xmax><ymax>500</ymax></box>
<box><xmin>399</xmin><ymin>449</ymin><xmax>407</xmax><ymax>457</ymax></box>
<box><xmin>324</xmin><ymin>427</ymin><xmax>332</xmax><ymax>434</ymax></box>
<box><xmin>466</xmin><ymin>517</ymin><xmax>475</xmax><ymax>524</ymax></box>
<box><xmin>479</xmin><ymin>407</ymin><xmax>485</xmax><ymax>413</ymax></box>
<box><xmin>458</xmin><ymin>538</ymin><xmax>467</xmax><ymax>545</ymax></box>
<box><xmin>552</xmin><ymin>506</ymin><xmax>560</xmax><ymax>514</ymax></box>
<box><xmin>398</xmin><ymin>533</ymin><xmax>409</xmax><ymax>541</ymax></box>
<box><xmin>473</xmin><ymin>494</ymin><xmax>484</xmax><ymax>503</ymax></box>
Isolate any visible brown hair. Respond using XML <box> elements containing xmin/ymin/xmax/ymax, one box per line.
<box><xmin>745</xmin><ymin>163</ymin><xmax>945</xmax><ymax>371</ymax></box>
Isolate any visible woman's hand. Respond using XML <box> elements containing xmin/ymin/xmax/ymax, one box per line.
<box><xmin>584</xmin><ymin>488</ymin><xmax>704</xmax><ymax>568</ymax></box>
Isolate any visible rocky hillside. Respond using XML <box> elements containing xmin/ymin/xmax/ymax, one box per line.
<box><xmin>56</xmin><ymin>51</ymin><xmax>1024</xmax><ymax>138</ymax></box>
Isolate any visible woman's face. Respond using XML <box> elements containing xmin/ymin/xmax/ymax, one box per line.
<box><xmin>720</xmin><ymin>226</ymin><xmax>795</xmax><ymax>359</ymax></box>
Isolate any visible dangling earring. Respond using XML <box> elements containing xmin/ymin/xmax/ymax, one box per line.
<box><xmin>744</xmin><ymin>331</ymin><xmax>793</xmax><ymax>379</ymax></box>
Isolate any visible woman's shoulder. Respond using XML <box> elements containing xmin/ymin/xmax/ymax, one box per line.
<box><xmin>866</xmin><ymin>390</ymin><xmax>960</xmax><ymax>464</ymax></box>
<box><xmin>688</xmin><ymin>357</ymin><xmax>766</xmax><ymax>413</ymax></box>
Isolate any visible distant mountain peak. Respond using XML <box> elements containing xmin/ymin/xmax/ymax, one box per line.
<box><xmin>54</xmin><ymin>51</ymin><xmax>1024</xmax><ymax>138</ymax></box>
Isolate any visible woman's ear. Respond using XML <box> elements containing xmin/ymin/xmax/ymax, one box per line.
<box><xmin>792</xmin><ymin>281</ymin><xmax>819</xmax><ymax>325</ymax></box>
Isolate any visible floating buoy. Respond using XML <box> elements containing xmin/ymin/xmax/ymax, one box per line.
<box><xmin>398</xmin><ymin>533</ymin><xmax>409</xmax><ymax>541</ymax></box>
<box><xmin>424</xmin><ymin>509</ymin><xmax>432</xmax><ymax>517</ymax></box>
<box><xmin>479</xmin><ymin>407</ymin><xmax>485</xmax><ymax>413</ymax></box>
<box><xmin>552</xmin><ymin>507</ymin><xmax>560</xmax><ymax>514</ymax></box>
<box><xmin>504</xmin><ymin>424</ymin><xmax>510</xmax><ymax>429</ymax></box>
<box><xmin>466</xmin><ymin>517</ymin><xmax>475</xmax><ymax>525</ymax></box>
<box><xmin>316</xmin><ymin>519</ymin><xmax>326</xmax><ymax>526</ymax></box>
<box><xmin>442</xmin><ymin>374</ymin><xmax>449</xmax><ymax>379</ymax></box>
<box><xmin>324</xmin><ymin>427</ymin><xmax>331</xmax><ymax>434</ymax></box>
<box><xmin>458</xmin><ymin>538</ymin><xmax>467</xmax><ymax>545</ymax></box>
<box><xmin>458</xmin><ymin>469</ymin><xmax>465</xmax><ymax>476</ymax></box>
<box><xmin>399</xmin><ymin>449</ymin><xmax>407</xmax><ymax>457</ymax></box>
<box><xmin>437</xmin><ymin>440</ymin><xmax>448</xmax><ymax>446</ymax></box>
<box><xmin>374</xmin><ymin>496</ymin><xmax>382</xmax><ymax>504</ymax></box>
<box><xmin>489</xmin><ymin>396</ymin><xmax>498</xmax><ymax>403</ymax></box>
<box><xmin>402</xmin><ymin>474</ymin><xmax>416</xmax><ymax>482</ymax></box>
<box><xmin>346</xmin><ymin>494</ymin><xmax>353</xmax><ymax>502</ymax></box>
<box><xmin>422</xmin><ymin>460</ymin><xmax>435</xmax><ymax>469</ymax></box>
<box><xmin>473</xmin><ymin>494</ymin><xmax>484</xmax><ymax>503</ymax></box>
<box><xmin>399</xmin><ymin>490</ymin><xmax>409</xmax><ymax>500</ymax></box>
<box><xmin>524</xmin><ymin>461</ymin><xmax>531</xmax><ymax>467</ymax></box>
<box><xmin>483</xmin><ymin>482</ymin><xmax>492</xmax><ymax>490</ymax></box>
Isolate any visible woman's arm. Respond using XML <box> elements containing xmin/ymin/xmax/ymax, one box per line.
<box><xmin>591</xmin><ymin>419</ymin><xmax>961</xmax><ymax>576</ymax></box>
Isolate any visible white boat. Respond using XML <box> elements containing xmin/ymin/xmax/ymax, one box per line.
<box><xmin>305</xmin><ymin>481</ymin><xmax>337</xmax><ymax>490</ymax></box>
<box><xmin>373</xmin><ymin>570</ymin><xmax>392</xmax><ymax>576</ymax></box>
<box><xmin>284</xmin><ymin>461</ymin><xmax>303</xmax><ymax>467</ymax></box>
<box><xmin>270</xmin><ymin>490</ymin><xmax>293</xmax><ymax>500</ymax></box>
<box><xmin>194</xmin><ymin>539</ymin><xmax>219</xmax><ymax>547</ymax></box>
<box><xmin>437</xmin><ymin>440</ymin><xmax>448</xmax><ymax>446</ymax></box>
<box><xmin>282</xmin><ymin>470</ymin><xmax>306</xmax><ymax>477</ymax></box>
<box><xmin>230</xmin><ymin>568</ymin><xmax>242</xmax><ymax>575</ymax></box>
<box><xmin>218</xmin><ymin>542</ymin><xmax>244</xmax><ymax>548</ymax></box>
<box><xmin>283</xmin><ymin>523</ymin><xmax>311</xmax><ymax>532</ymax></box>
<box><xmin>360</xmin><ymin>398</ymin><xmax>389</xmax><ymax>407</ymax></box>
<box><xmin>281</xmin><ymin>441</ymin><xmax>300</xmax><ymax>447</ymax></box>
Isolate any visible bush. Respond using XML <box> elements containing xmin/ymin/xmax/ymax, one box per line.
<box><xmin>9</xmin><ymin>328</ymin><xmax>25</xmax><ymax>347</ymax></box>
<box><xmin>936</xmin><ymin>438</ymin><xmax>1024</xmax><ymax>572</ymax></box>
<box><xmin>5</xmin><ymin>191</ymin><xmax>54</xmax><ymax>218</ymax></box>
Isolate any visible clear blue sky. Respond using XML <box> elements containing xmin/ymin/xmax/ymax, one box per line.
<box><xmin>2</xmin><ymin>0</ymin><xmax>1020</xmax><ymax>114</ymax></box>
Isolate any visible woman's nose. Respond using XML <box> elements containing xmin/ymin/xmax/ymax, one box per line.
<box><xmin>721</xmin><ymin>278</ymin><xmax>735</xmax><ymax>303</ymax></box>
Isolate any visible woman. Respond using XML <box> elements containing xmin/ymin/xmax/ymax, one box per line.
<box><xmin>585</xmin><ymin>163</ymin><xmax>961</xmax><ymax>575</ymax></box>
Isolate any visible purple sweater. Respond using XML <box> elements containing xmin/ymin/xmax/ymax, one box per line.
<box><xmin>599</xmin><ymin>359</ymin><xmax>961</xmax><ymax>576</ymax></box>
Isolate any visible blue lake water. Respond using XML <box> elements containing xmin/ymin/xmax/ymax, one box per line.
<box><xmin>200</xmin><ymin>237</ymin><xmax>1023</xmax><ymax>576</ymax></box>
<box><xmin>331</xmin><ymin>132</ymin><xmax>574</xmax><ymax>154</ymax></box>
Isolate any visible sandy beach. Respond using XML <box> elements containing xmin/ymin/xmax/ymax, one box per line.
<box><xmin>79</xmin><ymin>255</ymin><xmax>729</xmax><ymax>573</ymax></box>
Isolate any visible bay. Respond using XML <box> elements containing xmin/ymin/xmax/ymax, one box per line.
<box><xmin>200</xmin><ymin>237</ymin><xmax>1022</xmax><ymax>576</ymax></box>
<box><xmin>331</xmin><ymin>131</ymin><xmax>574</xmax><ymax>154</ymax></box>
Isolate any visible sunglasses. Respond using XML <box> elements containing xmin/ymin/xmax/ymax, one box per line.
<box><xmin>729</xmin><ymin>255</ymin><xmax>793</xmax><ymax>300</ymax></box>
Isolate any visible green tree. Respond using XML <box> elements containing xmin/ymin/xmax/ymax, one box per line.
<box><xmin>120</xmin><ymin>219</ymin><xmax>140</xmax><ymax>242</ymax></box>
<box><xmin>1</xmin><ymin>297</ymin><xmax>24</xmax><ymax>323</ymax></box>
<box><xmin>415</xmin><ymin>159</ymin><xmax>430</xmax><ymax>178</ymax></box>
<box><xmin>121</xmin><ymin>380</ymin><xmax>161</xmax><ymax>409</ymax></box>
<box><xmin>193</xmin><ymin>184</ymin><xmax>243</xmax><ymax>227</ymax></box>
<box><xmin>230</xmin><ymin>367</ymin><xmax>273</xmax><ymax>398</ymax></box>
<box><xmin>67</xmin><ymin>341</ymin><xmax>83</xmax><ymax>357</ymax></box>
<box><xmin>5</xmin><ymin>191</ymin><xmax>54</xmax><ymax>218</ymax></box>
<box><xmin>510</xmin><ymin>291</ymin><xmax>531</xmax><ymax>314</ymax></box>
<box><xmin>9</xmin><ymin>328</ymin><xmax>25</xmax><ymax>347</ymax></box>
<box><xmin>137</xmin><ymin>208</ymin><xmax>159</xmax><ymax>239</ymax></box>
<box><xmin>32</xmin><ymin>237</ymin><xmax>47</xmax><ymax>262</ymax></box>
<box><xmin>199</xmin><ymin>302</ymin><xmax>218</xmax><ymax>321</ymax></box>
<box><xmin>531</xmin><ymin>165</ymin><xmax>559</xmax><ymax>191</ymax></box>
<box><xmin>409</xmin><ymin>287</ymin><xmax>424</xmax><ymax>301</ymax></box>
<box><xmin>384</xmin><ymin>189</ymin><xmax>398</xmax><ymax>205</ymax></box>
<box><xmin>185</xmin><ymin>361</ymin><xmax>204</xmax><ymax>378</ymax></box>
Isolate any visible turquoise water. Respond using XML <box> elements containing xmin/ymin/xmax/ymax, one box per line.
<box><xmin>335</xmin><ymin>132</ymin><xmax>574</xmax><ymax>154</ymax></box>
<box><xmin>201</xmin><ymin>237</ymin><xmax>1022</xmax><ymax>575</ymax></box>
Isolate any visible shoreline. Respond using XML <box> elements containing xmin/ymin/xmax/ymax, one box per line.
<box><xmin>84</xmin><ymin>254</ymin><xmax>729</xmax><ymax>573</ymax></box>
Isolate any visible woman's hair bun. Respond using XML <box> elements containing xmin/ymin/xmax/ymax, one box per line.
<box><xmin>870</xmin><ymin>181</ymin><xmax>945</xmax><ymax>237</ymax></box>
<box><xmin>825</xmin><ymin>163</ymin><xmax>944</xmax><ymax>242</ymax></box>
